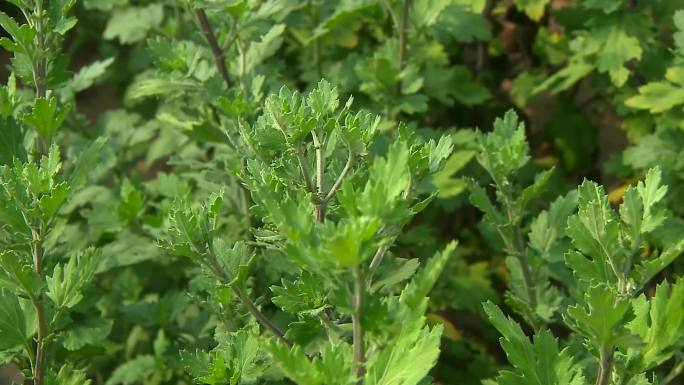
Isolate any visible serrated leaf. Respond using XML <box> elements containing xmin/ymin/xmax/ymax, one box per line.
<box><xmin>60</xmin><ymin>58</ymin><xmax>115</xmax><ymax>100</ymax></box>
<box><xmin>627</xmin><ymin>278</ymin><xmax>684</xmax><ymax>369</ymax></box>
<box><xmin>400</xmin><ymin>241</ymin><xmax>457</xmax><ymax>309</ymax></box>
<box><xmin>565</xmin><ymin>285</ymin><xmax>634</xmax><ymax>349</ymax></box>
<box><xmin>483</xmin><ymin>301</ymin><xmax>584</xmax><ymax>385</ymax></box>
<box><xmin>62</xmin><ymin>318</ymin><xmax>113</xmax><ymax>351</ymax></box>
<box><xmin>46</xmin><ymin>248</ymin><xmax>99</xmax><ymax>309</ymax></box>
<box><xmin>24</xmin><ymin>97</ymin><xmax>71</xmax><ymax>142</ymax></box>
<box><xmin>0</xmin><ymin>251</ymin><xmax>43</xmax><ymax>299</ymax></box>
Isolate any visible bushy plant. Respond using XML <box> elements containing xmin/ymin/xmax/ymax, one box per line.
<box><xmin>1</xmin><ymin>1</ymin><xmax>683</xmax><ymax>385</ymax></box>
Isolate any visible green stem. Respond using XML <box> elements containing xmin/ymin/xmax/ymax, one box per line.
<box><xmin>352</xmin><ymin>267</ymin><xmax>365</xmax><ymax>385</ymax></box>
<box><xmin>312</xmin><ymin>131</ymin><xmax>325</xmax><ymax>222</ymax></box>
<box><xmin>33</xmin><ymin>0</ymin><xmax>46</xmax><ymax>155</ymax></box>
<box><xmin>500</xmin><ymin>185</ymin><xmax>537</xmax><ymax>311</ymax></box>
<box><xmin>233</xmin><ymin>286</ymin><xmax>290</xmax><ymax>346</ymax></box>
<box><xmin>31</xmin><ymin>229</ymin><xmax>46</xmax><ymax>385</ymax></box>
<box><xmin>204</xmin><ymin>256</ymin><xmax>289</xmax><ymax>345</ymax></box>
<box><xmin>595</xmin><ymin>347</ymin><xmax>613</xmax><ymax>385</ymax></box>
<box><xmin>321</xmin><ymin>147</ymin><xmax>352</xmax><ymax>204</ymax></box>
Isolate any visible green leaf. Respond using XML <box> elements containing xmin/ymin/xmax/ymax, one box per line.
<box><xmin>46</xmin><ymin>365</ymin><xmax>92</xmax><ymax>385</ymax></box>
<box><xmin>0</xmin><ymin>117</ymin><xmax>26</xmax><ymax>166</ymax></box>
<box><xmin>625</xmin><ymin>79</ymin><xmax>684</xmax><ymax>113</ymax></box>
<box><xmin>62</xmin><ymin>318</ymin><xmax>113</xmax><ymax>351</ymax></box>
<box><xmin>60</xmin><ymin>58</ymin><xmax>115</xmax><ymax>100</ymax></box>
<box><xmin>483</xmin><ymin>301</ymin><xmax>585</xmax><ymax>385</ymax></box>
<box><xmin>630</xmin><ymin>238</ymin><xmax>684</xmax><ymax>289</ymax></box>
<box><xmin>307</xmin><ymin>78</ymin><xmax>339</xmax><ymax>117</ymax></box>
<box><xmin>272</xmin><ymin>271</ymin><xmax>327</xmax><ymax>315</ymax></box>
<box><xmin>24</xmin><ymin>97</ymin><xmax>71</xmax><ymax>142</ymax></box>
<box><xmin>575</xmin><ymin>21</ymin><xmax>642</xmax><ymax>87</ymax></box>
<box><xmin>105</xmin><ymin>355</ymin><xmax>157</xmax><ymax>385</ymax></box>
<box><xmin>529</xmin><ymin>191</ymin><xmax>577</xmax><ymax>262</ymax></box>
<box><xmin>46</xmin><ymin>248</ymin><xmax>99</xmax><ymax>309</ymax></box>
<box><xmin>513</xmin><ymin>0</ymin><xmax>550</xmax><ymax>21</ymax></box>
<box><xmin>212</xmin><ymin>239</ymin><xmax>253</xmax><ymax>286</ymax></box>
<box><xmin>103</xmin><ymin>5</ymin><xmax>164</xmax><ymax>44</ymax></box>
<box><xmin>627</xmin><ymin>278</ymin><xmax>684</xmax><ymax>369</ymax></box>
<box><xmin>583</xmin><ymin>0</ymin><xmax>623</xmax><ymax>13</ymax></box>
<box><xmin>565</xmin><ymin>285</ymin><xmax>634</xmax><ymax>349</ymax></box>
<box><xmin>636</xmin><ymin>167</ymin><xmax>667</xmax><ymax>232</ymax></box>
<box><xmin>516</xmin><ymin>168</ymin><xmax>555</xmax><ymax>212</ymax></box>
<box><xmin>434</xmin><ymin>5</ymin><xmax>490</xmax><ymax>43</ymax></box>
<box><xmin>476</xmin><ymin>109</ymin><xmax>530</xmax><ymax>182</ymax></box>
<box><xmin>400</xmin><ymin>241</ymin><xmax>457</xmax><ymax>309</ymax></box>
<box><xmin>244</xmin><ymin>24</ymin><xmax>286</xmax><ymax>73</ymax></box>
<box><xmin>265</xmin><ymin>340</ymin><xmax>322</xmax><ymax>385</ymax></box>
<box><xmin>565</xmin><ymin>180</ymin><xmax>620</xmax><ymax>284</ymax></box>
<box><xmin>0</xmin><ymin>289</ymin><xmax>32</xmax><ymax>350</ymax></box>
<box><xmin>365</xmin><ymin>309</ymin><xmax>443</xmax><ymax>385</ymax></box>
<box><xmin>0</xmin><ymin>251</ymin><xmax>43</xmax><ymax>299</ymax></box>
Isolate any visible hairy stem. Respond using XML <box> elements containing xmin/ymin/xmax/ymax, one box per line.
<box><xmin>595</xmin><ymin>348</ymin><xmax>613</xmax><ymax>385</ymax></box>
<box><xmin>31</xmin><ymin>230</ymin><xmax>46</xmax><ymax>385</ymax></box>
<box><xmin>312</xmin><ymin>131</ymin><xmax>325</xmax><ymax>222</ymax></box>
<box><xmin>352</xmin><ymin>267</ymin><xmax>365</xmax><ymax>384</ymax></box>
<box><xmin>195</xmin><ymin>8</ymin><xmax>230</xmax><ymax>88</ymax></box>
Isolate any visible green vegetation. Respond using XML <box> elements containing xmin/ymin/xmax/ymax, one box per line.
<box><xmin>0</xmin><ymin>1</ymin><xmax>683</xmax><ymax>385</ymax></box>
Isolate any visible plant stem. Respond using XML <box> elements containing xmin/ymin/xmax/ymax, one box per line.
<box><xmin>321</xmin><ymin>148</ymin><xmax>352</xmax><ymax>203</ymax></box>
<box><xmin>31</xmin><ymin>229</ymin><xmax>46</xmax><ymax>385</ymax></box>
<box><xmin>296</xmin><ymin>145</ymin><xmax>315</xmax><ymax>193</ymax></box>
<box><xmin>233</xmin><ymin>286</ymin><xmax>291</xmax><ymax>346</ymax></box>
<box><xmin>396</xmin><ymin>0</ymin><xmax>412</xmax><ymax>95</ymax></box>
<box><xmin>500</xmin><ymin>186</ymin><xmax>537</xmax><ymax>310</ymax></box>
<box><xmin>595</xmin><ymin>347</ymin><xmax>613</xmax><ymax>385</ymax></box>
<box><xmin>33</xmin><ymin>0</ymin><xmax>46</xmax><ymax>155</ymax></box>
<box><xmin>194</xmin><ymin>8</ymin><xmax>230</xmax><ymax>88</ymax></box>
<box><xmin>369</xmin><ymin>243</ymin><xmax>390</xmax><ymax>270</ymax></box>
<box><xmin>312</xmin><ymin>131</ymin><xmax>325</xmax><ymax>222</ymax></box>
<box><xmin>205</xmin><ymin>256</ymin><xmax>289</xmax><ymax>345</ymax></box>
<box><xmin>352</xmin><ymin>267</ymin><xmax>365</xmax><ymax>385</ymax></box>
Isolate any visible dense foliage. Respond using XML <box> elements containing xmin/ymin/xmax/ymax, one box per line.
<box><xmin>0</xmin><ymin>1</ymin><xmax>683</xmax><ymax>385</ymax></box>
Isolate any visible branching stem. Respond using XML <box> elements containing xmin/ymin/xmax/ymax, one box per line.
<box><xmin>321</xmin><ymin>148</ymin><xmax>353</xmax><ymax>204</ymax></box>
<box><xmin>205</xmin><ymin>256</ymin><xmax>289</xmax><ymax>346</ymax></box>
<box><xmin>233</xmin><ymin>286</ymin><xmax>291</xmax><ymax>346</ymax></box>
